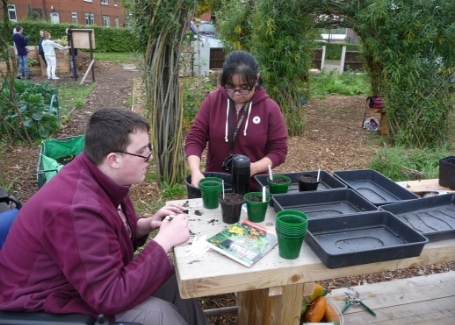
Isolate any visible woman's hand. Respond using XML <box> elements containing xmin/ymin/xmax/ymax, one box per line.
<box><xmin>191</xmin><ymin>170</ymin><xmax>205</xmax><ymax>187</ymax></box>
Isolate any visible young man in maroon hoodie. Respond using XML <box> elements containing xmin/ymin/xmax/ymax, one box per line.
<box><xmin>0</xmin><ymin>108</ymin><xmax>208</xmax><ymax>325</ymax></box>
<box><xmin>185</xmin><ymin>50</ymin><xmax>288</xmax><ymax>189</ymax></box>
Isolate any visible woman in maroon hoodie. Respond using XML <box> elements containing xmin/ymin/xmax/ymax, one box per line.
<box><xmin>185</xmin><ymin>50</ymin><xmax>288</xmax><ymax>189</ymax></box>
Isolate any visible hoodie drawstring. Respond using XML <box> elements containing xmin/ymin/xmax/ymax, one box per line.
<box><xmin>243</xmin><ymin>101</ymin><xmax>252</xmax><ymax>136</ymax></box>
<box><xmin>225</xmin><ymin>98</ymin><xmax>230</xmax><ymax>142</ymax></box>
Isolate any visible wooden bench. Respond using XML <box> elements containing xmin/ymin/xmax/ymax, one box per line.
<box><xmin>328</xmin><ymin>271</ymin><xmax>455</xmax><ymax>324</ymax></box>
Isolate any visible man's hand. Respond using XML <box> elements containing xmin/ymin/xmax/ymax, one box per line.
<box><xmin>153</xmin><ymin>214</ymin><xmax>190</xmax><ymax>252</ymax></box>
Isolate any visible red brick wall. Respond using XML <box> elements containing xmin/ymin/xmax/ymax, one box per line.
<box><xmin>4</xmin><ymin>0</ymin><xmax>126</xmax><ymax>27</ymax></box>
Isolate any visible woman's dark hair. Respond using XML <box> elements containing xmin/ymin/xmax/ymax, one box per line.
<box><xmin>84</xmin><ymin>107</ymin><xmax>150</xmax><ymax>165</ymax></box>
<box><xmin>220</xmin><ymin>50</ymin><xmax>263</xmax><ymax>89</ymax></box>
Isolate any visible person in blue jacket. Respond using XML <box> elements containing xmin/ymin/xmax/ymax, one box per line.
<box><xmin>12</xmin><ymin>25</ymin><xmax>30</xmax><ymax>80</ymax></box>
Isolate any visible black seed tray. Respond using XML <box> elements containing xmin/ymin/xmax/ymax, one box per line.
<box><xmin>305</xmin><ymin>211</ymin><xmax>429</xmax><ymax>268</ymax></box>
<box><xmin>254</xmin><ymin>170</ymin><xmax>346</xmax><ymax>194</ymax></box>
<box><xmin>272</xmin><ymin>188</ymin><xmax>378</xmax><ymax>219</ymax></box>
<box><xmin>380</xmin><ymin>193</ymin><xmax>455</xmax><ymax>242</ymax></box>
<box><xmin>333</xmin><ymin>169</ymin><xmax>419</xmax><ymax>206</ymax></box>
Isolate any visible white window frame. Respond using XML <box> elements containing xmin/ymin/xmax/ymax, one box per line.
<box><xmin>114</xmin><ymin>0</ymin><xmax>118</xmax><ymax>6</ymax></box>
<box><xmin>115</xmin><ymin>17</ymin><xmax>120</xmax><ymax>27</ymax></box>
<box><xmin>103</xmin><ymin>15</ymin><xmax>110</xmax><ymax>27</ymax></box>
<box><xmin>8</xmin><ymin>4</ymin><xmax>17</xmax><ymax>22</ymax></box>
<box><xmin>84</xmin><ymin>0</ymin><xmax>93</xmax><ymax>2</ymax></box>
<box><xmin>71</xmin><ymin>12</ymin><xmax>78</xmax><ymax>24</ymax></box>
<box><xmin>85</xmin><ymin>13</ymin><xmax>95</xmax><ymax>25</ymax></box>
<box><xmin>101</xmin><ymin>0</ymin><xmax>108</xmax><ymax>5</ymax></box>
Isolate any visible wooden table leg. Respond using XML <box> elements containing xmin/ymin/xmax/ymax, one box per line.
<box><xmin>237</xmin><ymin>283</ymin><xmax>304</xmax><ymax>325</ymax></box>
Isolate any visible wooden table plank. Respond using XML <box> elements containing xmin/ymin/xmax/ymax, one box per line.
<box><xmin>396</xmin><ymin>178</ymin><xmax>455</xmax><ymax>194</ymax></box>
<box><xmin>329</xmin><ymin>271</ymin><xmax>455</xmax><ymax>324</ymax></box>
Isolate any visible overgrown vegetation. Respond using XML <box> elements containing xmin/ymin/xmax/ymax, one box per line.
<box><xmin>369</xmin><ymin>146</ymin><xmax>452</xmax><ymax>181</ymax></box>
<box><xmin>343</xmin><ymin>0</ymin><xmax>455</xmax><ymax>148</ymax></box>
<box><xmin>0</xmin><ymin>80</ymin><xmax>59</xmax><ymax>142</ymax></box>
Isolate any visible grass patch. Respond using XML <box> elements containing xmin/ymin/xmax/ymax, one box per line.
<box><xmin>310</xmin><ymin>70</ymin><xmax>370</xmax><ymax>97</ymax></box>
<box><xmin>56</xmin><ymin>82</ymin><xmax>96</xmax><ymax>121</ymax></box>
<box><xmin>369</xmin><ymin>146</ymin><xmax>452</xmax><ymax>181</ymax></box>
<box><xmin>92</xmin><ymin>52</ymin><xmax>142</xmax><ymax>65</ymax></box>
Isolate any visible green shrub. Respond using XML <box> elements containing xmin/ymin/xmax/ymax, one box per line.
<box><xmin>0</xmin><ymin>80</ymin><xmax>59</xmax><ymax>141</ymax></box>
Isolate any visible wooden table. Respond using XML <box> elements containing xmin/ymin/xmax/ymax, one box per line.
<box><xmin>396</xmin><ymin>178</ymin><xmax>455</xmax><ymax>195</ymax></box>
<box><xmin>168</xmin><ymin>195</ymin><xmax>455</xmax><ymax>325</ymax></box>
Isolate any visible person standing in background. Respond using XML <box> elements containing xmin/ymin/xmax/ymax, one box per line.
<box><xmin>42</xmin><ymin>31</ymin><xmax>67</xmax><ymax>80</ymax></box>
<box><xmin>66</xmin><ymin>27</ymin><xmax>79</xmax><ymax>78</ymax></box>
<box><xmin>12</xmin><ymin>26</ymin><xmax>30</xmax><ymax>80</ymax></box>
<box><xmin>38</xmin><ymin>29</ymin><xmax>47</xmax><ymax>67</ymax></box>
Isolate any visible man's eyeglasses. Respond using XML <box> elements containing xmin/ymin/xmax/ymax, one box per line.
<box><xmin>224</xmin><ymin>86</ymin><xmax>252</xmax><ymax>95</ymax></box>
<box><xmin>116</xmin><ymin>143</ymin><xmax>153</xmax><ymax>162</ymax></box>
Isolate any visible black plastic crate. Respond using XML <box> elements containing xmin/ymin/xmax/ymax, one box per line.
<box><xmin>439</xmin><ymin>156</ymin><xmax>455</xmax><ymax>189</ymax></box>
<box><xmin>254</xmin><ymin>170</ymin><xmax>346</xmax><ymax>194</ymax></box>
<box><xmin>272</xmin><ymin>188</ymin><xmax>378</xmax><ymax>219</ymax></box>
<box><xmin>380</xmin><ymin>193</ymin><xmax>455</xmax><ymax>242</ymax></box>
<box><xmin>333</xmin><ymin>169</ymin><xmax>419</xmax><ymax>206</ymax></box>
<box><xmin>305</xmin><ymin>211</ymin><xmax>429</xmax><ymax>268</ymax></box>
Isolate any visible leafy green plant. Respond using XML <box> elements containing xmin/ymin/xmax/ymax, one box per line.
<box><xmin>0</xmin><ymin>80</ymin><xmax>59</xmax><ymax>142</ymax></box>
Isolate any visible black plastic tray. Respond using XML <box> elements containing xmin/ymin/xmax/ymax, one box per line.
<box><xmin>333</xmin><ymin>169</ymin><xmax>419</xmax><ymax>205</ymax></box>
<box><xmin>380</xmin><ymin>193</ymin><xmax>455</xmax><ymax>241</ymax></box>
<box><xmin>305</xmin><ymin>211</ymin><xmax>429</xmax><ymax>268</ymax></box>
<box><xmin>254</xmin><ymin>171</ymin><xmax>346</xmax><ymax>194</ymax></box>
<box><xmin>272</xmin><ymin>188</ymin><xmax>378</xmax><ymax>219</ymax></box>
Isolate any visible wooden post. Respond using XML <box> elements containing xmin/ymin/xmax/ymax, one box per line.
<box><xmin>339</xmin><ymin>45</ymin><xmax>346</xmax><ymax>74</ymax></box>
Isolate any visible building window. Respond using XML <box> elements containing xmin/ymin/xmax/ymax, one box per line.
<box><xmin>8</xmin><ymin>4</ymin><xmax>17</xmax><ymax>21</ymax></box>
<box><xmin>114</xmin><ymin>0</ymin><xmax>118</xmax><ymax>6</ymax></box>
<box><xmin>85</xmin><ymin>13</ymin><xmax>94</xmax><ymax>25</ymax></box>
<box><xmin>72</xmin><ymin>12</ymin><xmax>78</xmax><ymax>24</ymax></box>
<box><xmin>103</xmin><ymin>16</ymin><xmax>110</xmax><ymax>27</ymax></box>
<box><xmin>115</xmin><ymin>17</ymin><xmax>119</xmax><ymax>27</ymax></box>
<box><xmin>101</xmin><ymin>0</ymin><xmax>108</xmax><ymax>4</ymax></box>
<box><xmin>84</xmin><ymin>0</ymin><xmax>93</xmax><ymax>2</ymax></box>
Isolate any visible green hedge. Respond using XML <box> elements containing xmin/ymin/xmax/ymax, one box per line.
<box><xmin>1</xmin><ymin>21</ymin><xmax>138</xmax><ymax>53</ymax></box>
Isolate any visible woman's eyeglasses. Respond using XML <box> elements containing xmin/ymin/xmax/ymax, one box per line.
<box><xmin>116</xmin><ymin>143</ymin><xmax>153</xmax><ymax>162</ymax></box>
<box><xmin>224</xmin><ymin>86</ymin><xmax>252</xmax><ymax>95</ymax></box>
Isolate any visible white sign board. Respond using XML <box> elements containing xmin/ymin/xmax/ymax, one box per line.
<box><xmin>70</xmin><ymin>29</ymin><xmax>96</xmax><ymax>49</ymax></box>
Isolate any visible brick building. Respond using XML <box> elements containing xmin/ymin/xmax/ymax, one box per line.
<box><xmin>4</xmin><ymin>0</ymin><xmax>127</xmax><ymax>27</ymax></box>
